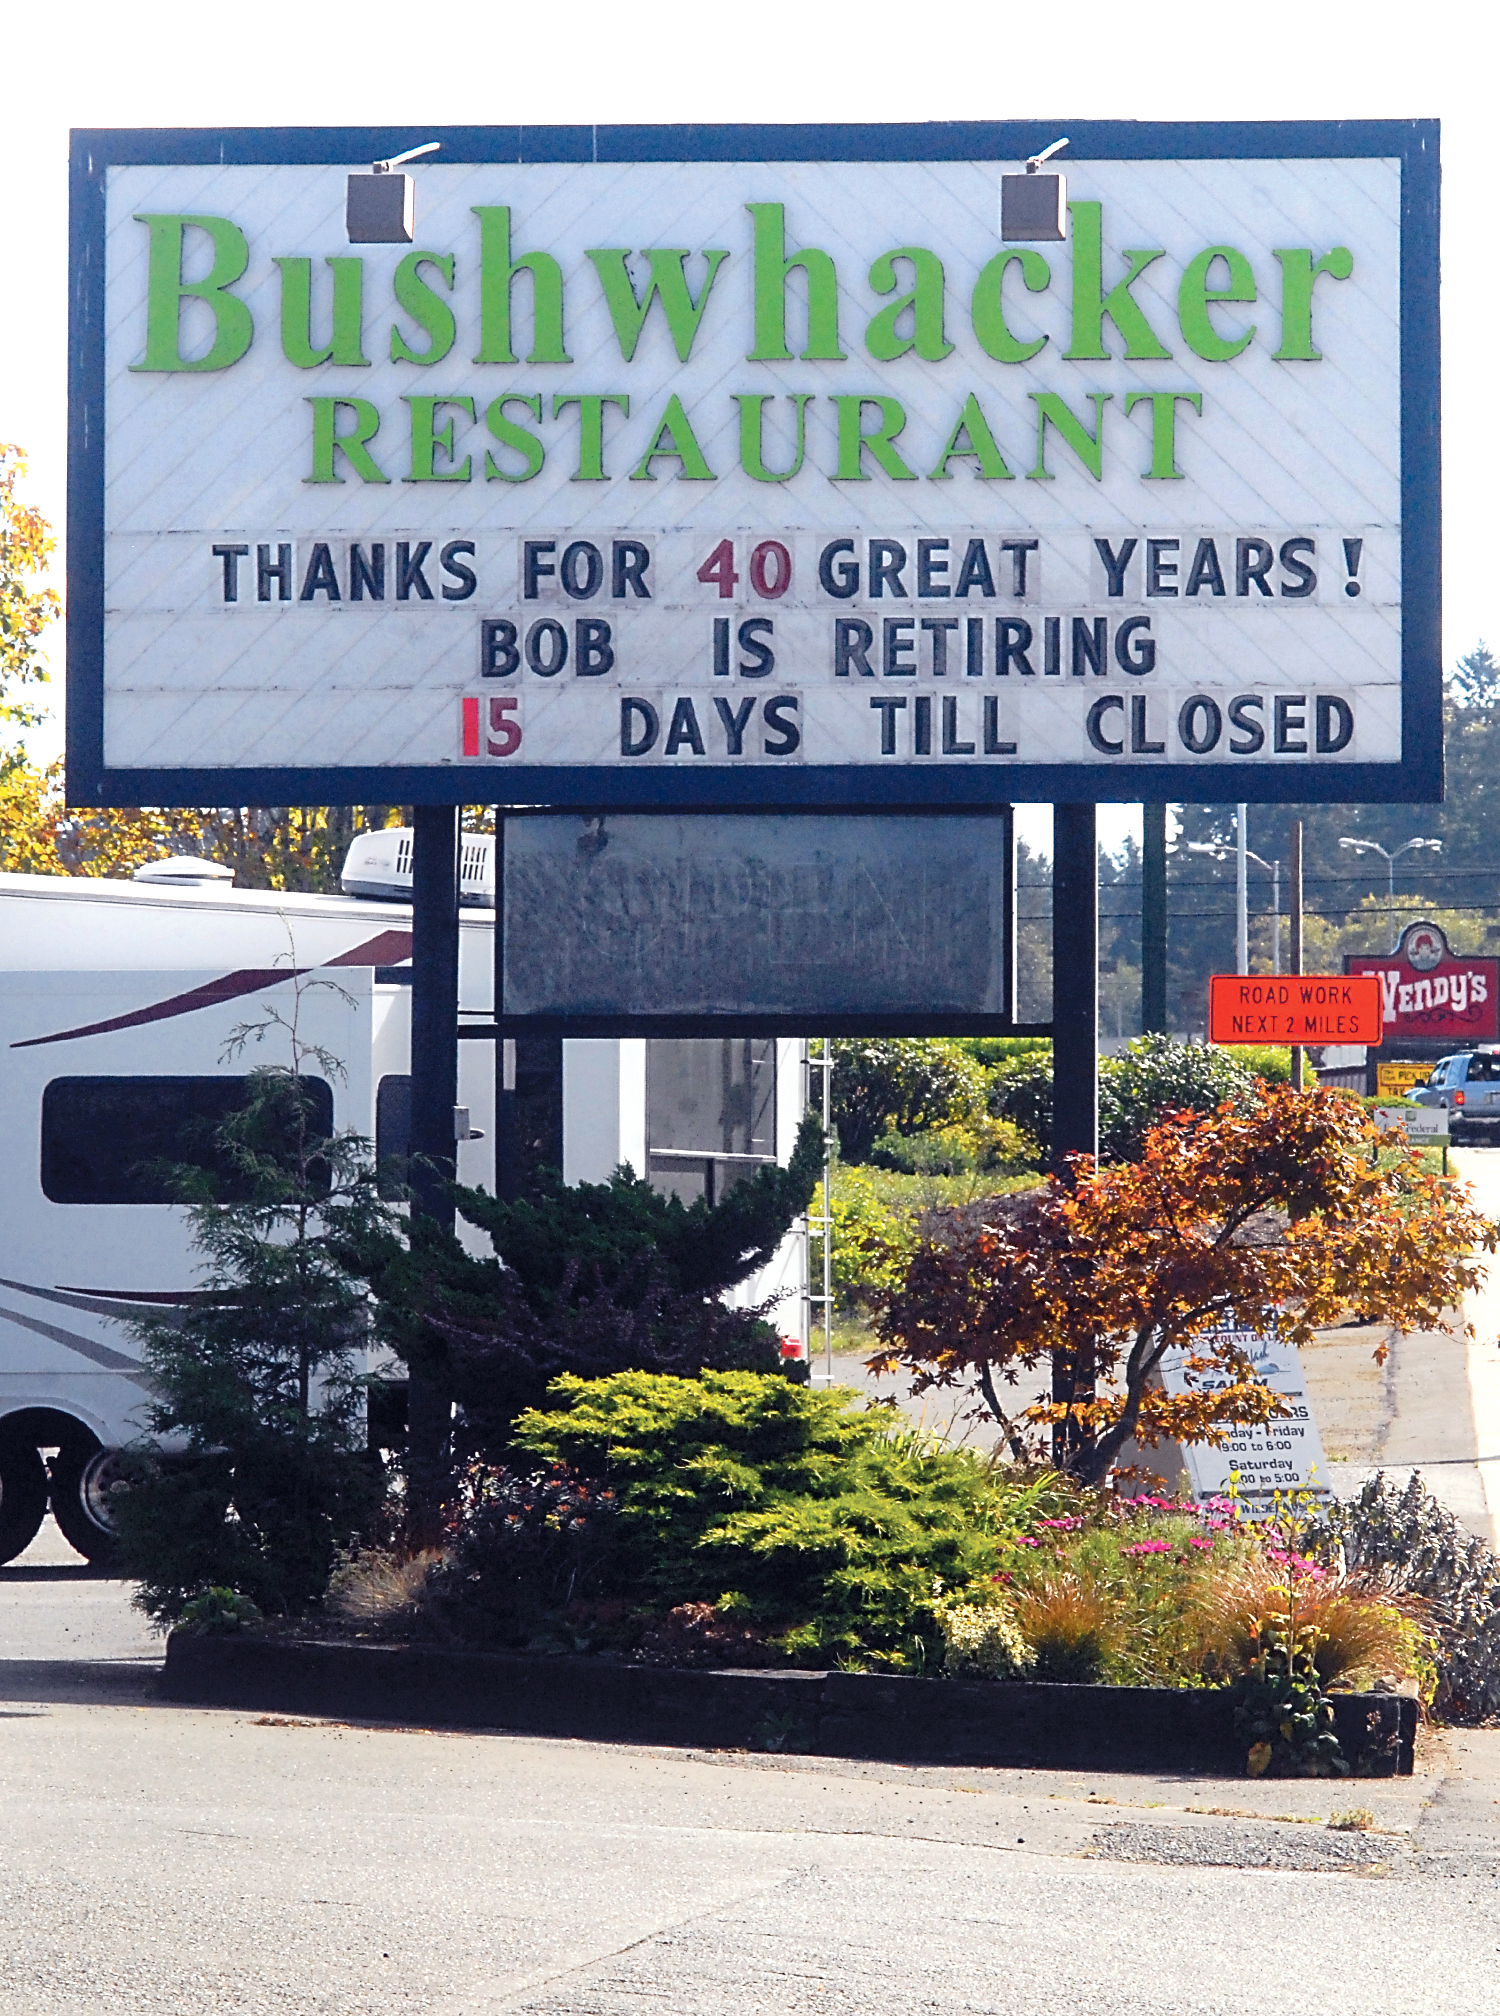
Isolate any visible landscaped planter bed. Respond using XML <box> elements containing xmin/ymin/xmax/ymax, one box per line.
<box><xmin>162</xmin><ymin>1632</ymin><xmax>1417</xmax><ymax>1776</ymax></box>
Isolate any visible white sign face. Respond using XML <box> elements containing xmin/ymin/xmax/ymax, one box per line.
<box><xmin>70</xmin><ymin>125</ymin><xmax>1438</xmax><ymax>808</ymax></box>
<box><xmin>1374</xmin><ymin>1102</ymin><xmax>1448</xmax><ymax>1137</ymax></box>
<box><xmin>1159</xmin><ymin>1327</ymin><xmax>1331</xmax><ymax>1509</ymax></box>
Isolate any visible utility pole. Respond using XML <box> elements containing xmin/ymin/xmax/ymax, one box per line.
<box><xmin>1142</xmin><ymin>802</ymin><xmax>1168</xmax><ymax>1033</ymax></box>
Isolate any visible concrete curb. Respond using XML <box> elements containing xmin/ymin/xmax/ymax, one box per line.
<box><xmin>161</xmin><ymin>1634</ymin><xmax>1417</xmax><ymax>1775</ymax></box>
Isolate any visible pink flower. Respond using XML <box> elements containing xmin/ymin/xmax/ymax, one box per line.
<box><xmin>1123</xmin><ymin>1539</ymin><xmax>1173</xmax><ymax>1557</ymax></box>
<box><xmin>1188</xmin><ymin>1536</ymin><xmax>1213</xmax><ymax>1551</ymax></box>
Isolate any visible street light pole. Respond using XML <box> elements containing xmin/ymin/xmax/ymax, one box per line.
<box><xmin>1337</xmin><ymin>835</ymin><xmax>1444</xmax><ymax>951</ymax></box>
<box><xmin>1188</xmin><ymin>834</ymin><xmax>1278</xmax><ymax>975</ymax></box>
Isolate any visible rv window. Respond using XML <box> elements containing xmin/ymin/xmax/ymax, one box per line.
<box><xmin>646</xmin><ymin>1039</ymin><xmax>776</xmax><ymax>1206</ymax></box>
<box><xmin>376</xmin><ymin>1075</ymin><xmax>411</xmax><ymax>1199</ymax></box>
<box><xmin>40</xmin><ymin>1075</ymin><xmax>334</xmax><ymax>1205</ymax></box>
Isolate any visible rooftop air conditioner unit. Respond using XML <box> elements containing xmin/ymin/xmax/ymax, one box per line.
<box><xmin>340</xmin><ymin>828</ymin><xmax>495</xmax><ymax>907</ymax></box>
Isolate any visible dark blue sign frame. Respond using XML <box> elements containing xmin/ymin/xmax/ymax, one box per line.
<box><xmin>68</xmin><ymin>118</ymin><xmax>1441</xmax><ymax>810</ymax></box>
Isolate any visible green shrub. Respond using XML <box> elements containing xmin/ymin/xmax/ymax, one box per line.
<box><xmin>829</xmin><ymin>1039</ymin><xmax>988</xmax><ymax>1163</ymax></box>
<box><xmin>939</xmin><ymin>1598</ymin><xmax>1035</xmax><ymax>1679</ymax></box>
<box><xmin>986</xmin><ymin>1050</ymin><xmax>1055</xmax><ymax>1154</ymax></box>
<box><xmin>869</xmin><ymin>1115</ymin><xmax>1032</xmax><ymax>1178</ymax></box>
<box><xmin>176</xmin><ymin>1587</ymin><xmax>264</xmax><ymax>1635</ymax></box>
<box><xmin>353</xmin><ymin>1114</ymin><xmax>825</xmax><ymax>1462</ymax></box>
<box><xmin>1098</xmin><ymin>1034</ymin><xmax>1262</xmax><ymax>1162</ymax></box>
<box><xmin>812</xmin><ymin>1163</ymin><xmax>1041</xmax><ymax>1311</ymax></box>
<box><xmin>985</xmin><ymin>1036</ymin><xmax>1292</xmax><ymax>1165</ymax></box>
<box><xmin>812</xmin><ymin>1166</ymin><xmax>916</xmax><ymax>1305</ymax></box>
<box><xmin>1231</xmin><ymin>1044</ymin><xmax>1292</xmax><ymax>1084</ymax></box>
<box><xmin>511</xmin><ymin>1370</ymin><xmax>1062</xmax><ymax>1671</ymax></box>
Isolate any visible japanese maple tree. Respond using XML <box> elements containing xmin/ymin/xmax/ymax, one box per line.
<box><xmin>871</xmin><ymin>1085</ymin><xmax>1496</xmax><ymax>1486</ymax></box>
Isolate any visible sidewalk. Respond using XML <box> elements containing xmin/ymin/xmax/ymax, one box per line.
<box><xmin>1320</xmin><ymin>1146</ymin><xmax>1500</xmax><ymax>1549</ymax></box>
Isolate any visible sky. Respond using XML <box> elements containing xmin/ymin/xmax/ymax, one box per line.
<box><xmin>3</xmin><ymin>0</ymin><xmax>1492</xmax><ymax>863</ymax></box>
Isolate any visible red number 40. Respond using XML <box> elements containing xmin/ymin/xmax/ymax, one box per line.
<box><xmin>696</xmin><ymin>539</ymin><xmax>791</xmax><ymax>600</ymax></box>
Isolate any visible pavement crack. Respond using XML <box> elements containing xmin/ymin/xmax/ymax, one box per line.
<box><xmin>430</xmin><ymin>1868</ymin><xmax>805</xmax><ymax>2015</ymax></box>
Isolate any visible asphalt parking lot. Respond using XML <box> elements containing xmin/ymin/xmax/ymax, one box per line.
<box><xmin>3</xmin><ymin>1155</ymin><xmax>1499</xmax><ymax>2013</ymax></box>
<box><xmin>1</xmin><ymin>1584</ymin><xmax>1498</xmax><ymax>2016</ymax></box>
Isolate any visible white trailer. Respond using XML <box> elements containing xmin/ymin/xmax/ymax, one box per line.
<box><xmin>0</xmin><ymin>846</ymin><xmax>806</xmax><ymax>1563</ymax></box>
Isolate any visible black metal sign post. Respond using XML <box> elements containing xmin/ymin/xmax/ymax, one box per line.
<box><xmin>406</xmin><ymin>805</ymin><xmax>461</xmax><ymax>1534</ymax></box>
<box><xmin>1050</xmin><ymin>802</ymin><xmax>1099</xmax><ymax>1461</ymax></box>
<box><xmin>1052</xmin><ymin>804</ymin><xmax>1099</xmax><ymax>1164</ymax></box>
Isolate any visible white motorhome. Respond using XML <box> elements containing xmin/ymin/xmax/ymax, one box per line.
<box><xmin>0</xmin><ymin>841</ymin><xmax>807</xmax><ymax>1564</ymax></box>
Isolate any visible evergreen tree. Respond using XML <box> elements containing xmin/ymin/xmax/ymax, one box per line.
<box><xmin>113</xmin><ymin>1058</ymin><xmax>391</xmax><ymax>1624</ymax></box>
<box><xmin>349</xmin><ymin>1115</ymin><xmax>826</xmax><ymax>1464</ymax></box>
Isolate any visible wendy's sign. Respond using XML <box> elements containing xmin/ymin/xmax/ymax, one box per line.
<box><xmin>1346</xmin><ymin>920</ymin><xmax>1500</xmax><ymax>1044</ymax></box>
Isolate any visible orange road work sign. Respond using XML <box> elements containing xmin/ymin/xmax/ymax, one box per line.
<box><xmin>1209</xmin><ymin>973</ymin><xmax>1384</xmax><ymax>1045</ymax></box>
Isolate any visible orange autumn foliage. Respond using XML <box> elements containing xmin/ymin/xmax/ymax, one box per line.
<box><xmin>870</xmin><ymin>1084</ymin><xmax>1496</xmax><ymax>1484</ymax></box>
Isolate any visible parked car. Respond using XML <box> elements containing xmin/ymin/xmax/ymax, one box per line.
<box><xmin>1406</xmin><ymin>1050</ymin><xmax>1500</xmax><ymax>1138</ymax></box>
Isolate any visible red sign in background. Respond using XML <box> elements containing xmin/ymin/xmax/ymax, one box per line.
<box><xmin>1210</xmin><ymin>975</ymin><xmax>1384</xmax><ymax>1045</ymax></box>
<box><xmin>1346</xmin><ymin>922</ymin><xmax>1500</xmax><ymax>1045</ymax></box>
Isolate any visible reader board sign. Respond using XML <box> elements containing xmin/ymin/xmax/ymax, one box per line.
<box><xmin>1159</xmin><ymin>1327</ymin><xmax>1330</xmax><ymax>1510</ymax></box>
<box><xmin>1209</xmin><ymin>973</ymin><xmax>1383</xmax><ymax>1044</ymax></box>
<box><xmin>68</xmin><ymin>121</ymin><xmax>1439</xmax><ymax>810</ymax></box>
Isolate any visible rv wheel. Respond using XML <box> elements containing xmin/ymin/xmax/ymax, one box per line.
<box><xmin>48</xmin><ymin>1442</ymin><xmax>125</xmax><ymax>1566</ymax></box>
<box><xmin>0</xmin><ymin>1434</ymin><xmax>49</xmax><ymax>1564</ymax></box>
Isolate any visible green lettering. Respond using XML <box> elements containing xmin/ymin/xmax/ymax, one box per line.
<box><xmin>1124</xmin><ymin>390</ymin><xmax>1204</xmax><ymax>479</ymax></box>
<box><xmin>484</xmin><ymin>394</ymin><xmax>545</xmax><ymax>482</ymax></box>
<box><xmin>1028</xmin><ymin>392</ymin><xmax>1111</xmax><ymax>481</ymax></box>
<box><xmin>390</xmin><ymin>251</ymin><xmax>456</xmax><ymax>366</ymax></box>
<box><xmin>928</xmin><ymin>393</ymin><xmax>1014</xmax><ymax>480</ymax></box>
<box><xmin>552</xmin><ymin>394</ymin><xmax>630</xmax><ymax>481</ymax></box>
<box><xmin>630</xmin><ymin>394</ymin><xmax>715</xmax><ymax>480</ymax></box>
<box><xmin>404</xmin><ymin>395</ymin><xmax>474</xmax><ymax>480</ymax></box>
<box><xmin>736</xmin><ymin>393</ymin><xmax>811</xmax><ymax>482</ymax></box>
<box><xmin>472</xmin><ymin>206</ymin><xmax>570</xmax><ymax>364</ymax></box>
<box><xmin>1177</xmin><ymin>247</ymin><xmax>1256</xmax><ymax>362</ymax></box>
<box><xmin>970</xmin><ymin>249</ymin><xmax>1049</xmax><ymax>363</ymax></box>
<box><xmin>865</xmin><ymin>247</ymin><xmax>953</xmax><ymax>362</ymax></box>
<box><xmin>1065</xmin><ymin>202</ymin><xmax>1170</xmax><ymax>361</ymax></box>
<box><xmin>831</xmin><ymin>396</ymin><xmax>917</xmax><ymax>482</ymax></box>
<box><xmin>587</xmin><ymin>248</ymin><xmax>729</xmax><ymax>363</ymax></box>
<box><xmin>305</xmin><ymin>397</ymin><xmax>389</xmax><ymax>484</ymax></box>
<box><xmin>746</xmin><ymin>202</ymin><xmax>846</xmax><ymax>362</ymax></box>
<box><xmin>275</xmin><ymin>257</ymin><xmax>370</xmax><ymax>368</ymax></box>
<box><xmin>1273</xmin><ymin>247</ymin><xmax>1354</xmax><ymax>360</ymax></box>
<box><xmin>130</xmin><ymin>213</ymin><xmax>253</xmax><ymax>373</ymax></box>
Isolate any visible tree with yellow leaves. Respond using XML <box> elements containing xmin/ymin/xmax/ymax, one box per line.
<box><xmin>0</xmin><ymin>448</ymin><xmax>490</xmax><ymax>890</ymax></box>
<box><xmin>0</xmin><ymin>444</ymin><xmax>58</xmax><ymax>757</ymax></box>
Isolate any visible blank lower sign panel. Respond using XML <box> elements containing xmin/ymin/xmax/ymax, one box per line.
<box><xmin>501</xmin><ymin>813</ymin><xmax>1011</xmax><ymax>1020</ymax></box>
